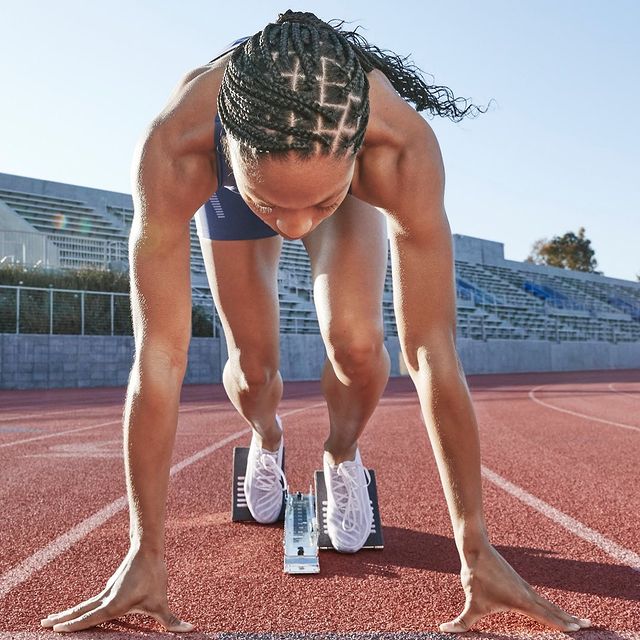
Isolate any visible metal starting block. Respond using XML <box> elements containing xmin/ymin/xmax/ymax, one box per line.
<box><xmin>231</xmin><ymin>446</ymin><xmax>286</xmax><ymax>522</ymax></box>
<box><xmin>283</xmin><ymin>489</ymin><xmax>320</xmax><ymax>574</ymax></box>
<box><xmin>231</xmin><ymin>446</ymin><xmax>383</xmax><ymax>574</ymax></box>
<box><xmin>314</xmin><ymin>468</ymin><xmax>384</xmax><ymax>550</ymax></box>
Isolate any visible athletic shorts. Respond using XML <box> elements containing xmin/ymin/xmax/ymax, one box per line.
<box><xmin>194</xmin><ymin>36</ymin><xmax>278</xmax><ymax>242</ymax></box>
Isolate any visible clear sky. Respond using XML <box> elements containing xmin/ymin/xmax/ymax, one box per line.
<box><xmin>1</xmin><ymin>0</ymin><xmax>638</xmax><ymax>280</ymax></box>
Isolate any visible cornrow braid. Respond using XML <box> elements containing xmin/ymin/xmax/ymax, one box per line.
<box><xmin>217</xmin><ymin>10</ymin><xmax>371</xmax><ymax>159</ymax></box>
<box><xmin>329</xmin><ymin>18</ymin><xmax>490</xmax><ymax>121</ymax></box>
<box><xmin>217</xmin><ymin>10</ymin><xmax>488</xmax><ymax>160</ymax></box>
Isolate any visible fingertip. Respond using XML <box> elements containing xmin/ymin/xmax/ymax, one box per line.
<box><xmin>568</xmin><ymin>623</ymin><xmax>580</xmax><ymax>632</ymax></box>
<box><xmin>40</xmin><ymin>618</ymin><xmax>54</xmax><ymax>627</ymax></box>
<box><xmin>172</xmin><ymin>620</ymin><xmax>195</xmax><ymax>633</ymax></box>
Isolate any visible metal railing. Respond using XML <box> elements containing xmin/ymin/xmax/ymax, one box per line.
<box><xmin>0</xmin><ymin>284</ymin><xmax>217</xmax><ymax>337</ymax></box>
<box><xmin>0</xmin><ymin>284</ymin><xmax>131</xmax><ymax>335</ymax></box>
<box><xmin>0</xmin><ymin>230</ymin><xmax>128</xmax><ymax>271</ymax></box>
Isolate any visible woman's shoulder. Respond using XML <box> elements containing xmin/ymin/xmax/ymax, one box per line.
<box><xmin>151</xmin><ymin>60</ymin><xmax>229</xmax><ymax>159</ymax></box>
<box><xmin>366</xmin><ymin>69</ymin><xmax>432</xmax><ymax>150</ymax></box>
<box><xmin>146</xmin><ymin>38</ymin><xmax>248</xmax><ymax>187</ymax></box>
<box><xmin>353</xmin><ymin>70</ymin><xmax>443</xmax><ymax>208</ymax></box>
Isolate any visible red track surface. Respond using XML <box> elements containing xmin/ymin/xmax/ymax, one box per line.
<box><xmin>0</xmin><ymin>370</ymin><xmax>639</xmax><ymax>638</ymax></box>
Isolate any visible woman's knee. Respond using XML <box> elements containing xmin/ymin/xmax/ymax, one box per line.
<box><xmin>325</xmin><ymin>323</ymin><xmax>385</xmax><ymax>380</ymax></box>
<box><xmin>224</xmin><ymin>348</ymin><xmax>280</xmax><ymax>393</ymax></box>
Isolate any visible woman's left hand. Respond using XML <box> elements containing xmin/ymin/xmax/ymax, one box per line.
<box><xmin>439</xmin><ymin>543</ymin><xmax>592</xmax><ymax>633</ymax></box>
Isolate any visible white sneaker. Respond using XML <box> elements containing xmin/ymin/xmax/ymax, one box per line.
<box><xmin>323</xmin><ymin>448</ymin><xmax>373</xmax><ymax>553</ymax></box>
<box><xmin>244</xmin><ymin>414</ymin><xmax>288</xmax><ymax>524</ymax></box>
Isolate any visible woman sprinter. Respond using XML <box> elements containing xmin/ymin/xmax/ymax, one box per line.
<box><xmin>41</xmin><ymin>11</ymin><xmax>591</xmax><ymax>635</ymax></box>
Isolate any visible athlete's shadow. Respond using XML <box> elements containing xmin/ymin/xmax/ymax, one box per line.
<box><xmin>320</xmin><ymin>526</ymin><xmax>639</xmax><ymax>602</ymax></box>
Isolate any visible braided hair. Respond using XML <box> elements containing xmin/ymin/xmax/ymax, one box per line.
<box><xmin>217</xmin><ymin>10</ymin><xmax>487</xmax><ymax>161</ymax></box>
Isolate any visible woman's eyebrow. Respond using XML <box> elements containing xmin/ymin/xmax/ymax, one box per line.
<box><xmin>248</xmin><ymin>183</ymin><xmax>350</xmax><ymax>208</ymax></box>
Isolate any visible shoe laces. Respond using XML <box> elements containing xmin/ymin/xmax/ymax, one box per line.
<box><xmin>334</xmin><ymin>460</ymin><xmax>371</xmax><ymax>532</ymax></box>
<box><xmin>254</xmin><ymin>448</ymin><xmax>289</xmax><ymax>494</ymax></box>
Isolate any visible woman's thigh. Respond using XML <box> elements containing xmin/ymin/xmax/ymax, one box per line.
<box><xmin>196</xmin><ymin>211</ymin><xmax>282</xmax><ymax>371</ymax></box>
<box><xmin>301</xmin><ymin>195</ymin><xmax>388</xmax><ymax>357</ymax></box>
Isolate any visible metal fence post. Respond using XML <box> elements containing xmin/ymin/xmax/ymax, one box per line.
<box><xmin>16</xmin><ymin>286</ymin><xmax>20</xmax><ymax>334</ymax></box>
<box><xmin>49</xmin><ymin>286</ymin><xmax>53</xmax><ymax>334</ymax></box>
<box><xmin>110</xmin><ymin>293</ymin><xmax>115</xmax><ymax>336</ymax></box>
<box><xmin>81</xmin><ymin>291</ymin><xmax>85</xmax><ymax>336</ymax></box>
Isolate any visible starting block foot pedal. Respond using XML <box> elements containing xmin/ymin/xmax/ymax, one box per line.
<box><xmin>231</xmin><ymin>446</ymin><xmax>286</xmax><ymax>522</ymax></box>
<box><xmin>314</xmin><ymin>468</ymin><xmax>384</xmax><ymax>550</ymax></box>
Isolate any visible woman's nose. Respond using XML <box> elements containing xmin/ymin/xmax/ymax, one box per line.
<box><xmin>275</xmin><ymin>216</ymin><xmax>313</xmax><ymax>238</ymax></box>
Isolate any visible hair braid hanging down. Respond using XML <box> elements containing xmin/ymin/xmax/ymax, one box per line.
<box><xmin>217</xmin><ymin>10</ymin><xmax>489</xmax><ymax>159</ymax></box>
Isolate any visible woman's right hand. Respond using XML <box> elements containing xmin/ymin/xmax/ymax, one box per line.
<box><xmin>40</xmin><ymin>547</ymin><xmax>194</xmax><ymax>633</ymax></box>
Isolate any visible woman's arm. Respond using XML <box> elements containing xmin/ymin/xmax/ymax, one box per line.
<box><xmin>385</xmin><ymin>128</ymin><xmax>487</xmax><ymax>554</ymax></box>
<box><xmin>372</xmin><ymin>112</ymin><xmax>591</xmax><ymax>633</ymax></box>
<box><xmin>41</xmin><ymin>72</ymin><xmax>218</xmax><ymax>633</ymax></box>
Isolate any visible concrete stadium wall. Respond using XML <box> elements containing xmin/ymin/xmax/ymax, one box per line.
<box><xmin>455</xmin><ymin>338</ymin><xmax>640</xmax><ymax>374</ymax></box>
<box><xmin>0</xmin><ymin>334</ymin><xmax>402</xmax><ymax>390</ymax></box>
<box><xmin>1</xmin><ymin>333</ymin><xmax>638</xmax><ymax>390</ymax></box>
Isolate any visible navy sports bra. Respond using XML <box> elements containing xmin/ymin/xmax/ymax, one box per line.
<box><xmin>213</xmin><ymin>114</ymin><xmax>237</xmax><ymax>192</ymax></box>
<box><xmin>208</xmin><ymin>36</ymin><xmax>251</xmax><ymax>65</ymax></box>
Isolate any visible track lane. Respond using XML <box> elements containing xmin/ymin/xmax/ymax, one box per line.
<box><xmin>470</xmin><ymin>383</ymin><xmax>640</xmax><ymax>554</ymax></box>
<box><xmin>530</xmin><ymin>383</ymin><xmax>640</xmax><ymax>432</ymax></box>
<box><xmin>1</xmin><ymin>374</ymin><xmax>639</xmax><ymax>636</ymax></box>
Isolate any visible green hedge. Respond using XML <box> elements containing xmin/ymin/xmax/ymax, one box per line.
<box><xmin>0</xmin><ymin>263</ymin><xmax>130</xmax><ymax>292</ymax></box>
<box><xmin>0</xmin><ymin>264</ymin><xmax>214</xmax><ymax>337</ymax></box>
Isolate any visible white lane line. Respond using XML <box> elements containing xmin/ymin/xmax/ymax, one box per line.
<box><xmin>0</xmin><ymin>403</ymin><xmax>119</xmax><ymax>423</ymax></box>
<box><xmin>609</xmin><ymin>382</ymin><xmax>640</xmax><ymax>399</ymax></box>
<box><xmin>0</xmin><ymin>402</ymin><xmax>326</xmax><ymax>601</ymax></box>
<box><xmin>481</xmin><ymin>465</ymin><xmax>640</xmax><ymax>573</ymax></box>
<box><xmin>0</xmin><ymin>398</ymin><xmax>229</xmax><ymax>423</ymax></box>
<box><xmin>529</xmin><ymin>385</ymin><xmax>640</xmax><ymax>433</ymax></box>
<box><xmin>169</xmin><ymin>402</ymin><xmax>325</xmax><ymax>477</ymax></box>
<box><xmin>0</xmin><ymin>419</ymin><xmax>121</xmax><ymax>449</ymax></box>
<box><xmin>0</xmin><ymin>402</ymin><xmax>246</xmax><ymax>449</ymax></box>
<box><xmin>0</xmin><ymin>494</ymin><xmax>128</xmax><ymax>603</ymax></box>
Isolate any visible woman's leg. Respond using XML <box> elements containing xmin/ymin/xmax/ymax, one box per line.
<box><xmin>198</xmin><ymin>234</ymin><xmax>284</xmax><ymax>451</ymax></box>
<box><xmin>301</xmin><ymin>195</ymin><xmax>391</xmax><ymax>464</ymax></box>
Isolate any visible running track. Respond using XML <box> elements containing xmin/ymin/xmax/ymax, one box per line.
<box><xmin>0</xmin><ymin>370</ymin><xmax>638</xmax><ymax>639</ymax></box>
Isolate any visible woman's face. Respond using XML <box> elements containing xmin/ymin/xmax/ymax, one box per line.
<box><xmin>229</xmin><ymin>142</ymin><xmax>356</xmax><ymax>240</ymax></box>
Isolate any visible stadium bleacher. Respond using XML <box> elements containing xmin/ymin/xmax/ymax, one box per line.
<box><xmin>1</xmin><ymin>171</ymin><xmax>639</xmax><ymax>343</ymax></box>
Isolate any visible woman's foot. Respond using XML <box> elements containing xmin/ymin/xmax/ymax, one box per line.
<box><xmin>323</xmin><ymin>447</ymin><xmax>373</xmax><ymax>552</ymax></box>
<box><xmin>243</xmin><ymin>414</ymin><xmax>287</xmax><ymax>523</ymax></box>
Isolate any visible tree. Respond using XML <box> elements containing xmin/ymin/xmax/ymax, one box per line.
<box><xmin>527</xmin><ymin>227</ymin><xmax>598</xmax><ymax>272</ymax></box>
